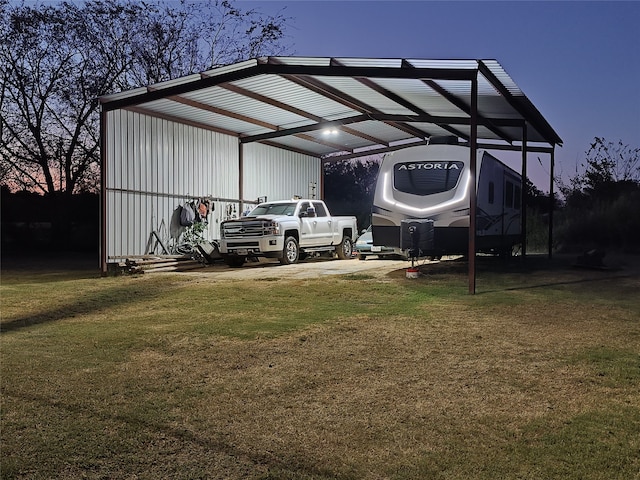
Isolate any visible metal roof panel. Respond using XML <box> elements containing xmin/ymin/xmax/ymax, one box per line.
<box><xmin>181</xmin><ymin>84</ymin><xmax>312</xmax><ymax>129</ymax></box>
<box><xmin>311</xmin><ymin>76</ymin><xmax>416</xmax><ymax>115</ymax></box>
<box><xmin>373</xmin><ymin>77</ymin><xmax>469</xmax><ymax>117</ymax></box>
<box><xmin>231</xmin><ymin>74</ymin><xmax>357</xmax><ymax>119</ymax></box>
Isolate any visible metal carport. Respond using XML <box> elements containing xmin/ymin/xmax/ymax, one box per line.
<box><xmin>99</xmin><ymin>56</ymin><xmax>562</xmax><ymax>292</ymax></box>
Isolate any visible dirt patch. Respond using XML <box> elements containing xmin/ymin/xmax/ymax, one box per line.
<box><xmin>180</xmin><ymin>256</ymin><xmax>412</xmax><ymax>280</ymax></box>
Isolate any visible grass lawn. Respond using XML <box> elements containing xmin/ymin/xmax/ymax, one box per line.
<box><xmin>1</xmin><ymin>255</ymin><xmax>639</xmax><ymax>479</ymax></box>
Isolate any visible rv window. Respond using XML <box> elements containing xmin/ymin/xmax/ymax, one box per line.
<box><xmin>488</xmin><ymin>182</ymin><xmax>495</xmax><ymax>204</ymax></box>
<box><xmin>393</xmin><ymin>161</ymin><xmax>464</xmax><ymax>196</ymax></box>
<box><xmin>514</xmin><ymin>185</ymin><xmax>521</xmax><ymax>209</ymax></box>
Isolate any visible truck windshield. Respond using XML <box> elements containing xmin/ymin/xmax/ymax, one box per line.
<box><xmin>249</xmin><ymin>203</ymin><xmax>297</xmax><ymax>216</ymax></box>
<box><xmin>394</xmin><ymin>161</ymin><xmax>464</xmax><ymax>195</ymax></box>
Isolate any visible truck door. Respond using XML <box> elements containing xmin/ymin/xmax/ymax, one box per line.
<box><xmin>298</xmin><ymin>202</ymin><xmax>315</xmax><ymax>245</ymax></box>
<box><xmin>312</xmin><ymin>202</ymin><xmax>334</xmax><ymax>245</ymax></box>
<box><xmin>299</xmin><ymin>201</ymin><xmax>332</xmax><ymax>246</ymax></box>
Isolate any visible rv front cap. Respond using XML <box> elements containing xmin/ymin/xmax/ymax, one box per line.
<box><xmin>396</xmin><ymin>162</ymin><xmax>461</xmax><ymax>171</ymax></box>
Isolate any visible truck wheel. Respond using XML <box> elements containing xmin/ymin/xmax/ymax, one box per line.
<box><xmin>337</xmin><ymin>236</ymin><xmax>353</xmax><ymax>260</ymax></box>
<box><xmin>223</xmin><ymin>255</ymin><xmax>246</xmax><ymax>267</ymax></box>
<box><xmin>279</xmin><ymin>236</ymin><xmax>299</xmax><ymax>265</ymax></box>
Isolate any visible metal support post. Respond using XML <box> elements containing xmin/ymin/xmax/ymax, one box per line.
<box><xmin>548</xmin><ymin>148</ymin><xmax>555</xmax><ymax>259</ymax></box>
<box><xmin>468</xmin><ymin>75</ymin><xmax>478</xmax><ymax>294</ymax></box>
<box><xmin>521</xmin><ymin>124</ymin><xmax>528</xmax><ymax>260</ymax></box>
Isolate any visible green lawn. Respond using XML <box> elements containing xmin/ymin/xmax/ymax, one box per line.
<box><xmin>1</xmin><ymin>257</ymin><xmax>639</xmax><ymax>479</ymax></box>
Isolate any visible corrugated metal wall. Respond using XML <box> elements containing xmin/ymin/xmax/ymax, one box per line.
<box><xmin>242</xmin><ymin>143</ymin><xmax>321</xmax><ymax>207</ymax></box>
<box><xmin>104</xmin><ymin>110</ymin><xmax>321</xmax><ymax>260</ymax></box>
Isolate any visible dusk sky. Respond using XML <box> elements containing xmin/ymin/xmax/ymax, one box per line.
<box><xmin>242</xmin><ymin>0</ymin><xmax>639</xmax><ymax>191</ymax></box>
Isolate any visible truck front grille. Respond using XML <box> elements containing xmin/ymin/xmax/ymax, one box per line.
<box><xmin>223</xmin><ymin>220</ymin><xmax>269</xmax><ymax>238</ymax></box>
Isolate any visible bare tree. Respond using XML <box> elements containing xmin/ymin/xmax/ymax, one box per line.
<box><xmin>0</xmin><ymin>0</ymin><xmax>291</xmax><ymax>195</ymax></box>
<box><xmin>127</xmin><ymin>0</ymin><xmax>290</xmax><ymax>85</ymax></box>
<box><xmin>558</xmin><ymin>137</ymin><xmax>640</xmax><ymax>203</ymax></box>
<box><xmin>0</xmin><ymin>1</ymin><xmax>144</xmax><ymax>195</ymax></box>
<box><xmin>582</xmin><ymin>137</ymin><xmax>639</xmax><ymax>189</ymax></box>
<box><xmin>555</xmin><ymin>137</ymin><xmax>640</xmax><ymax>250</ymax></box>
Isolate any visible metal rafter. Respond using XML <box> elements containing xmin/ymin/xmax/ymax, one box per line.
<box><xmin>268</xmin><ymin>58</ymin><xmax>431</xmax><ymax>141</ymax></box>
<box><xmin>477</xmin><ymin>60</ymin><xmax>562</xmax><ymax>146</ymax></box>
<box><xmin>220</xmin><ymin>83</ymin><xmax>319</xmax><ymax>121</ymax></box>
<box><xmin>167</xmin><ymin>95</ymin><xmax>278</xmax><ymax>130</ymax></box>
<box><xmin>266</xmin><ymin>57</ymin><xmax>390</xmax><ymax>147</ymax></box>
<box><xmin>283</xmin><ymin>73</ymin><xmax>433</xmax><ymax>142</ymax></box>
<box><xmin>218</xmin><ymin>83</ymin><xmax>380</xmax><ymax>152</ymax></box>
<box><xmin>332</xmin><ymin>58</ymin><xmax>467</xmax><ymax>140</ymax></box>
<box><xmin>398</xmin><ymin>59</ymin><xmax>515</xmax><ymax>143</ymax></box>
<box><xmin>240</xmin><ymin>114</ymin><xmax>369</xmax><ymax>143</ymax></box>
<box><xmin>123</xmin><ymin>105</ymin><xmax>239</xmax><ymax>138</ymax></box>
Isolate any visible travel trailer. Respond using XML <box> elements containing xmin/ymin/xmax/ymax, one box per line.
<box><xmin>371</xmin><ymin>141</ymin><xmax>522</xmax><ymax>258</ymax></box>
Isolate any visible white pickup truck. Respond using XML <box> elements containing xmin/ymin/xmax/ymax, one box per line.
<box><xmin>219</xmin><ymin>199</ymin><xmax>358</xmax><ymax>267</ymax></box>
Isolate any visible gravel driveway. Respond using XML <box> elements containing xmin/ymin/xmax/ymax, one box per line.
<box><xmin>185</xmin><ymin>257</ymin><xmax>412</xmax><ymax>280</ymax></box>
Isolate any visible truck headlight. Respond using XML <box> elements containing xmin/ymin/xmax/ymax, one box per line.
<box><xmin>265</xmin><ymin>221</ymin><xmax>280</xmax><ymax>235</ymax></box>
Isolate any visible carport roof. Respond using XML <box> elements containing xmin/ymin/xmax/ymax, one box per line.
<box><xmin>99</xmin><ymin>56</ymin><xmax>562</xmax><ymax>160</ymax></box>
